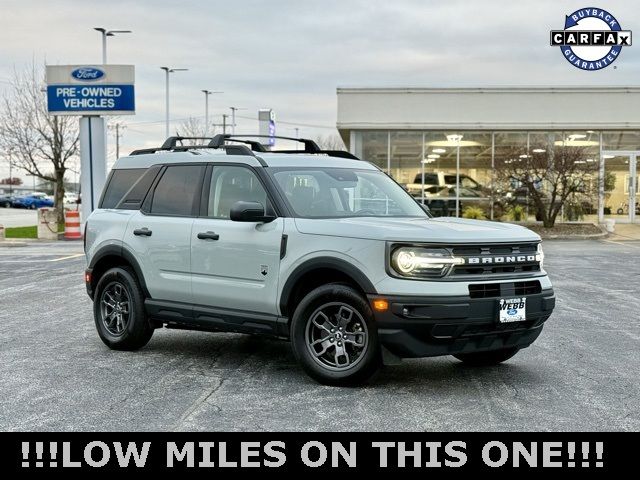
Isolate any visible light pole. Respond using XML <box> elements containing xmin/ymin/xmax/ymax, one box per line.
<box><xmin>93</xmin><ymin>28</ymin><xmax>132</xmax><ymax>64</ymax></box>
<box><xmin>229</xmin><ymin>107</ymin><xmax>246</xmax><ymax>135</ymax></box>
<box><xmin>201</xmin><ymin>90</ymin><xmax>222</xmax><ymax>136</ymax></box>
<box><xmin>447</xmin><ymin>134</ymin><xmax>464</xmax><ymax>217</ymax></box>
<box><xmin>161</xmin><ymin>67</ymin><xmax>188</xmax><ymax>138</ymax></box>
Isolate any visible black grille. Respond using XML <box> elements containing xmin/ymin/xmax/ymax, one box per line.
<box><xmin>469</xmin><ymin>280</ymin><xmax>542</xmax><ymax>299</ymax></box>
<box><xmin>451</xmin><ymin>243</ymin><xmax>540</xmax><ymax>277</ymax></box>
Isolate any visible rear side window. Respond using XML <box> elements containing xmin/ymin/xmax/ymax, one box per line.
<box><xmin>150</xmin><ymin>165</ymin><xmax>204</xmax><ymax>216</ymax></box>
<box><xmin>100</xmin><ymin>168</ymin><xmax>146</xmax><ymax>209</ymax></box>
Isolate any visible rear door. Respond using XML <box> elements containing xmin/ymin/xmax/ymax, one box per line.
<box><xmin>191</xmin><ymin>164</ymin><xmax>284</xmax><ymax>315</ymax></box>
<box><xmin>124</xmin><ymin>164</ymin><xmax>205</xmax><ymax>303</ymax></box>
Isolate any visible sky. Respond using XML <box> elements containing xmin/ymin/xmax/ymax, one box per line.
<box><xmin>1</xmin><ymin>0</ymin><xmax>639</xmax><ymax>180</ymax></box>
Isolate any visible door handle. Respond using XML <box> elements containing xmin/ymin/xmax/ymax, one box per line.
<box><xmin>133</xmin><ymin>228</ymin><xmax>152</xmax><ymax>237</ymax></box>
<box><xmin>197</xmin><ymin>231</ymin><xmax>220</xmax><ymax>241</ymax></box>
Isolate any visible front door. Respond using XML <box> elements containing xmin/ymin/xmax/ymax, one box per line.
<box><xmin>191</xmin><ymin>165</ymin><xmax>284</xmax><ymax>315</ymax></box>
<box><xmin>602</xmin><ymin>152</ymin><xmax>638</xmax><ymax>223</ymax></box>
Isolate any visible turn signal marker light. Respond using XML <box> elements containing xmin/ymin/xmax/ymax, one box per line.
<box><xmin>373</xmin><ymin>299</ymin><xmax>389</xmax><ymax>312</ymax></box>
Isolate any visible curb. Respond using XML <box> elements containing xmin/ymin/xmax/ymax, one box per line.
<box><xmin>0</xmin><ymin>241</ymin><xmax>28</xmax><ymax>247</ymax></box>
<box><xmin>538</xmin><ymin>231</ymin><xmax>609</xmax><ymax>240</ymax></box>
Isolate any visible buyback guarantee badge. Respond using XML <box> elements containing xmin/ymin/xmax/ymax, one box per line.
<box><xmin>550</xmin><ymin>7</ymin><xmax>632</xmax><ymax>70</ymax></box>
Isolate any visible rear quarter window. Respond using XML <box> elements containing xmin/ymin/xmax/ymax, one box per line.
<box><xmin>100</xmin><ymin>168</ymin><xmax>146</xmax><ymax>209</ymax></box>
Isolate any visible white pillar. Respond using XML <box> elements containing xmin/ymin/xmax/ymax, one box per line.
<box><xmin>79</xmin><ymin>116</ymin><xmax>107</xmax><ymax>223</ymax></box>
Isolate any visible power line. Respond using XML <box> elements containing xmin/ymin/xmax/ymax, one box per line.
<box><xmin>125</xmin><ymin>113</ymin><xmax>337</xmax><ymax>130</ymax></box>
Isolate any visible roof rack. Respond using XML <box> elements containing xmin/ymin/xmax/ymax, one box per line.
<box><xmin>130</xmin><ymin>136</ymin><xmax>256</xmax><ymax>157</ymax></box>
<box><xmin>209</xmin><ymin>134</ymin><xmax>360</xmax><ymax>160</ymax></box>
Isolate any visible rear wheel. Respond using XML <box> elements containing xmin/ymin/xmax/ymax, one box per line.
<box><xmin>290</xmin><ymin>284</ymin><xmax>381</xmax><ymax>386</ymax></box>
<box><xmin>93</xmin><ymin>267</ymin><xmax>153</xmax><ymax>351</ymax></box>
<box><xmin>453</xmin><ymin>347</ymin><xmax>520</xmax><ymax>366</ymax></box>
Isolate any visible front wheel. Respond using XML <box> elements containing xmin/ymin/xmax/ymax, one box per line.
<box><xmin>93</xmin><ymin>266</ymin><xmax>154</xmax><ymax>351</ymax></box>
<box><xmin>290</xmin><ymin>284</ymin><xmax>381</xmax><ymax>386</ymax></box>
<box><xmin>453</xmin><ymin>347</ymin><xmax>520</xmax><ymax>366</ymax></box>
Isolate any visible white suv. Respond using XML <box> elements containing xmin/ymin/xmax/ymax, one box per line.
<box><xmin>84</xmin><ymin>135</ymin><xmax>555</xmax><ymax>385</ymax></box>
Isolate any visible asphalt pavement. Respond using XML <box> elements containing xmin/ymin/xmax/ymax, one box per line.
<box><xmin>0</xmin><ymin>208</ymin><xmax>37</xmax><ymax>228</ymax></box>
<box><xmin>0</xmin><ymin>239</ymin><xmax>638</xmax><ymax>431</ymax></box>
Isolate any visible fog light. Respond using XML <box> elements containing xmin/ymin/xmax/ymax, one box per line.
<box><xmin>373</xmin><ymin>299</ymin><xmax>389</xmax><ymax>312</ymax></box>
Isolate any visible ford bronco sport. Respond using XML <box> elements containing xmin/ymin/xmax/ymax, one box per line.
<box><xmin>84</xmin><ymin>134</ymin><xmax>555</xmax><ymax>385</ymax></box>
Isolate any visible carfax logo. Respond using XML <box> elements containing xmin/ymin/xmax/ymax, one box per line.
<box><xmin>550</xmin><ymin>7</ymin><xmax>632</xmax><ymax>70</ymax></box>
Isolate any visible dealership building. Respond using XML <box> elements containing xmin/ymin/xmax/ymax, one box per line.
<box><xmin>337</xmin><ymin>86</ymin><xmax>640</xmax><ymax>223</ymax></box>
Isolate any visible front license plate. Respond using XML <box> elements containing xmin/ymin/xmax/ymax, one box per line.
<box><xmin>498</xmin><ymin>297</ymin><xmax>526</xmax><ymax>323</ymax></box>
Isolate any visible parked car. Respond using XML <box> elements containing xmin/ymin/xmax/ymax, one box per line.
<box><xmin>0</xmin><ymin>194</ymin><xmax>16</xmax><ymax>208</ymax></box>
<box><xmin>12</xmin><ymin>193</ymin><xmax>54</xmax><ymax>209</ymax></box>
<box><xmin>406</xmin><ymin>172</ymin><xmax>488</xmax><ymax>198</ymax></box>
<box><xmin>84</xmin><ymin>134</ymin><xmax>555</xmax><ymax>386</ymax></box>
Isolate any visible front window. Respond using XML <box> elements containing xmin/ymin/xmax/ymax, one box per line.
<box><xmin>270</xmin><ymin>167</ymin><xmax>428</xmax><ymax>218</ymax></box>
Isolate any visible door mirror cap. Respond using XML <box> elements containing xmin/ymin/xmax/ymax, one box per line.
<box><xmin>230</xmin><ymin>201</ymin><xmax>275</xmax><ymax>223</ymax></box>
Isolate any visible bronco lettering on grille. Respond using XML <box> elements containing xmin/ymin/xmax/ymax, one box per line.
<box><xmin>466</xmin><ymin>255</ymin><xmax>538</xmax><ymax>264</ymax></box>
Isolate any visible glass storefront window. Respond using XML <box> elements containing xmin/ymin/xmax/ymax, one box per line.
<box><xmin>352</xmin><ymin>129</ymin><xmax>640</xmax><ymax>223</ymax></box>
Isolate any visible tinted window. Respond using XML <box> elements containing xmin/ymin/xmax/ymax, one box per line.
<box><xmin>151</xmin><ymin>165</ymin><xmax>204</xmax><ymax>216</ymax></box>
<box><xmin>100</xmin><ymin>168</ymin><xmax>145</xmax><ymax>209</ymax></box>
<box><xmin>207</xmin><ymin>166</ymin><xmax>268</xmax><ymax>218</ymax></box>
<box><xmin>117</xmin><ymin>166</ymin><xmax>162</xmax><ymax>210</ymax></box>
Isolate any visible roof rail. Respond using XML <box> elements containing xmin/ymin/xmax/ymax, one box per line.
<box><xmin>129</xmin><ymin>143</ymin><xmax>256</xmax><ymax>157</ymax></box>
<box><xmin>161</xmin><ymin>136</ymin><xmax>217</xmax><ymax>149</ymax></box>
<box><xmin>208</xmin><ymin>134</ymin><xmax>360</xmax><ymax>160</ymax></box>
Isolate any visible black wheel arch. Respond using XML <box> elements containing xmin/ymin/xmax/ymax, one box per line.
<box><xmin>88</xmin><ymin>244</ymin><xmax>151</xmax><ymax>299</ymax></box>
<box><xmin>279</xmin><ymin>257</ymin><xmax>377</xmax><ymax>318</ymax></box>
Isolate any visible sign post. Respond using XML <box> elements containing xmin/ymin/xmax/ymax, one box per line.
<box><xmin>46</xmin><ymin>65</ymin><xmax>135</xmax><ymax>224</ymax></box>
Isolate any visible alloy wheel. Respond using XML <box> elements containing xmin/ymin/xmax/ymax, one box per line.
<box><xmin>305</xmin><ymin>302</ymin><xmax>369</xmax><ymax>371</ymax></box>
<box><xmin>100</xmin><ymin>281</ymin><xmax>131</xmax><ymax>336</ymax></box>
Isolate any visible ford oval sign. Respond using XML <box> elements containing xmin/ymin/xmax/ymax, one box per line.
<box><xmin>71</xmin><ymin>67</ymin><xmax>105</xmax><ymax>81</ymax></box>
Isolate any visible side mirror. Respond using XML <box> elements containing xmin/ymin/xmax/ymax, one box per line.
<box><xmin>230</xmin><ymin>201</ymin><xmax>275</xmax><ymax>223</ymax></box>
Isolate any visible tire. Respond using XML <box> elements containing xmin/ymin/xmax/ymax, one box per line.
<box><xmin>290</xmin><ymin>283</ymin><xmax>381</xmax><ymax>386</ymax></box>
<box><xmin>453</xmin><ymin>347</ymin><xmax>520</xmax><ymax>366</ymax></box>
<box><xmin>616</xmin><ymin>208</ymin><xmax>624</xmax><ymax>215</ymax></box>
<box><xmin>93</xmin><ymin>266</ymin><xmax>153</xmax><ymax>351</ymax></box>
<box><xmin>29</xmin><ymin>204</ymin><xmax>36</xmax><ymax>210</ymax></box>
<box><xmin>2</xmin><ymin>202</ymin><xmax>9</xmax><ymax>208</ymax></box>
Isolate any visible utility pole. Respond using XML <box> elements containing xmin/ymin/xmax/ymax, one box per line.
<box><xmin>222</xmin><ymin>114</ymin><xmax>228</xmax><ymax>134</ymax></box>
<box><xmin>108</xmin><ymin>123</ymin><xmax>125</xmax><ymax>159</ymax></box>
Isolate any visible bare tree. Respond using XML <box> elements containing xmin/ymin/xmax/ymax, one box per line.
<box><xmin>315</xmin><ymin>133</ymin><xmax>346</xmax><ymax>151</ymax></box>
<box><xmin>494</xmin><ymin>145</ymin><xmax>598</xmax><ymax>228</ymax></box>
<box><xmin>0</xmin><ymin>63</ymin><xmax>79</xmax><ymax>224</ymax></box>
<box><xmin>175</xmin><ymin>117</ymin><xmax>212</xmax><ymax>144</ymax></box>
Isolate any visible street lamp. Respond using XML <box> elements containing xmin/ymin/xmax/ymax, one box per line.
<box><xmin>201</xmin><ymin>90</ymin><xmax>223</xmax><ymax>136</ymax></box>
<box><xmin>160</xmin><ymin>67</ymin><xmax>188</xmax><ymax>138</ymax></box>
<box><xmin>447</xmin><ymin>134</ymin><xmax>464</xmax><ymax>217</ymax></box>
<box><xmin>93</xmin><ymin>27</ymin><xmax>132</xmax><ymax>64</ymax></box>
<box><xmin>229</xmin><ymin>107</ymin><xmax>246</xmax><ymax>135</ymax></box>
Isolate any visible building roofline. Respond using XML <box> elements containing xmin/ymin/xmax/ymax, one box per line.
<box><xmin>337</xmin><ymin>86</ymin><xmax>640</xmax><ymax>94</ymax></box>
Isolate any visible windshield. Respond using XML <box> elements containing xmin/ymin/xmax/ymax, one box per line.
<box><xmin>270</xmin><ymin>167</ymin><xmax>428</xmax><ymax>218</ymax></box>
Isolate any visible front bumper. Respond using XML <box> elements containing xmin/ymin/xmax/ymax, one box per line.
<box><xmin>368</xmin><ymin>288</ymin><xmax>555</xmax><ymax>358</ymax></box>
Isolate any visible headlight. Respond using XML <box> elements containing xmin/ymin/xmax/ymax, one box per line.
<box><xmin>390</xmin><ymin>247</ymin><xmax>464</xmax><ymax>278</ymax></box>
<box><xmin>537</xmin><ymin>243</ymin><xmax>544</xmax><ymax>269</ymax></box>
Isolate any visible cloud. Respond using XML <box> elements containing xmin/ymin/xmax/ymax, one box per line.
<box><xmin>0</xmin><ymin>0</ymin><xmax>638</xmax><ymax>175</ymax></box>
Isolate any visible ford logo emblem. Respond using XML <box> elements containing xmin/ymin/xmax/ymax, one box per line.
<box><xmin>71</xmin><ymin>67</ymin><xmax>105</xmax><ymax>81</ymax></box>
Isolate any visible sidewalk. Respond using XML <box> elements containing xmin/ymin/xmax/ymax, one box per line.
<box><xmin>607</xmin><ymin>223</ymin><xmax>640</xmax><ymax>241</ymax></box>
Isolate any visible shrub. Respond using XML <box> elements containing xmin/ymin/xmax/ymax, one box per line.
<box><xmin>508</xmin><ymin>205</ymin><xmax>526</xmax><ymax>222</ymax></box>
<box><xmin>462</xmin><ymin>206</ymin><xmax>486</xmax><ymax>220</ymax></box>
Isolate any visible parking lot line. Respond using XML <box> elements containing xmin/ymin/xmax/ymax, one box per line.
<box><xmin>601</xmin><ymin>239</ymin><xmax>640</xmax><ymax>248</ymax></box>
<box><xmin>49</xmin><ymin>253</ymin><xmax>85</xmax><ymax>262</ymax></box>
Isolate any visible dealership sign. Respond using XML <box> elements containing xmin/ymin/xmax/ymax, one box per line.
<box><xmin>550</xmin><ymin>7</ymin><xmax>631</xmax><ymax>70</ymax></box>
<box><xmin>45</xmin><ymin>65</ymin><xmax>135</xmax><ymax>115</ymax></box>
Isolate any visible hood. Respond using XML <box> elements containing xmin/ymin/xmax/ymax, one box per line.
<box><xmin>294</xmin><ymin>216</ymin><xmax>540</xmax><ymax>243</ymax></box>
